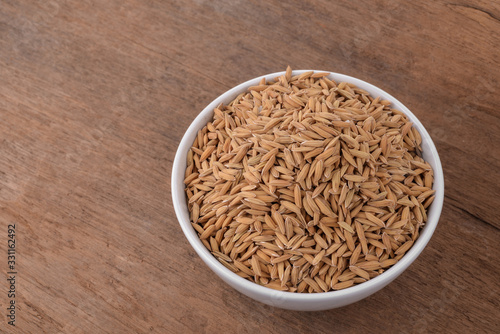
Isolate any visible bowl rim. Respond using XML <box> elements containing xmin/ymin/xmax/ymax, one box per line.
<box><xmin>172</xmin><ymin>69</ymin><xmax>444</xmax><ymax>302</ymax></box>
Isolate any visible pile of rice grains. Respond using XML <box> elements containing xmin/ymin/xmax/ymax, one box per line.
<box><xmin>184</xmin><ymin>67</ymin><xmax>435</xmax><ymax>293</ymax></box>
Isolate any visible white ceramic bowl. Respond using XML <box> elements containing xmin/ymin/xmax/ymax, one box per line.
<box><xmin>172</xmin><ymin>70</ymin><xmax>444</xmax><ymax>311</ymax></box>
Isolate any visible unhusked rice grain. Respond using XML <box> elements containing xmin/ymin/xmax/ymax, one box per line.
<box><xmin>184</xmin><ymin>67</ymin><xmax>435</xmax><ymax>292</ymax></box>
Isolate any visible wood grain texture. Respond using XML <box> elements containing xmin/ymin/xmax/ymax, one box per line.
<box><xmin>0</xmin><ymin>0</ymin><xmax>499</xmax><ymax>333</ymax></box>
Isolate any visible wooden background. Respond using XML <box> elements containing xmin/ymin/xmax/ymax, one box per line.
<box><xmin>0</xmin><ymin>0</ymin><xmax>499</xmax><ymax>333</ymax></box>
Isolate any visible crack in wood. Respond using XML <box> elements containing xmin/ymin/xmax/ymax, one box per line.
<box><xmin>449</xmin><ymin>3</ymin><xmax>500</xmax><ymax>23</ymax></box>
<box><xmin>446</xmin><ymin>196</ymin><xmax>500</xmax><ymax>231</ymax></box>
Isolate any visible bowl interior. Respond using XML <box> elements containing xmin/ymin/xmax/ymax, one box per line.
<box><xmin>172</xmin><ymin>70</ymin><xmax>444</xmax><ymax>305</ymax></box>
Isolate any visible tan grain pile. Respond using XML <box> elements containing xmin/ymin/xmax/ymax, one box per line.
<box><xmin>184</xmin><ymin>67</ymin><xmax>435</xmax><ymax>293</ymax></box>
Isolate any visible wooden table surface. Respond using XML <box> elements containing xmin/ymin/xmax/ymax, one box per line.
<box><xmin>1</xmin><ymin>1</ymin><xmax>499</xmax><ymax>333</ymax></box>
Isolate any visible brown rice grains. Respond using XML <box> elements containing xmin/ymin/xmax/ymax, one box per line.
<box><xmin>184</xmin><ymin>67</ymin><xmax>434</xmax><ymax>293</ymax></box>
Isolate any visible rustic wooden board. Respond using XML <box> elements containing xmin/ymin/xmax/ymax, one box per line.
<box><xmin>0</xmin><ymin>0</ymin><xmax>499</xmax><ymax>333</ymax></box>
